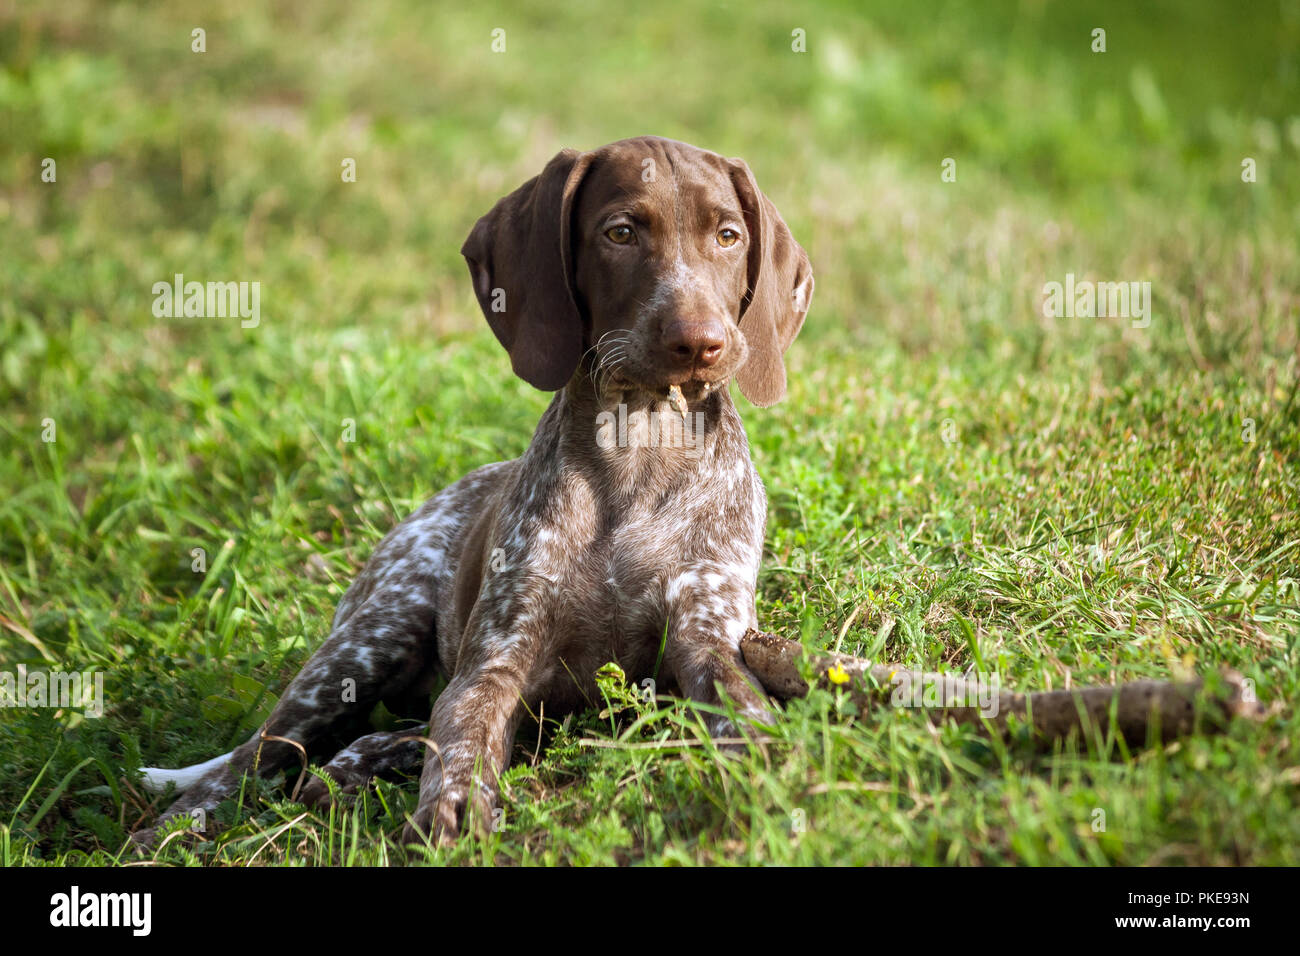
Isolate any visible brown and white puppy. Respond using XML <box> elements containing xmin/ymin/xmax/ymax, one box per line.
<box><xmin>135</xmin><ymin>135</ymin><xmax>813</xmax><ymax>847</ymax></box>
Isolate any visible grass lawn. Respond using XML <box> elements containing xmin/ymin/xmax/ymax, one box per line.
<box><xmin>1</xmin><ymin>0</ymin><xmax>1297</xmax><ymax>865</ymax></box>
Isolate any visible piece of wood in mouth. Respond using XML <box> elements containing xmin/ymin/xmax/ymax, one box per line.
<box><xmin>667</xmin><ymin>384</ymin><xmax>688</xmax><ymax>420</ymax></box>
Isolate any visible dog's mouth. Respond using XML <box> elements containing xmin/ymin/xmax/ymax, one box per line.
<box><xmin>593</xmin><ymin>339</ymin><xmax>734</xmax><ymax>405</ymax></box>
<box><xmin>668</xmin><ymin>378</ymin><xmax>718</xmax><ymax>402</ymax></box>
<box><xmin>593</xmin><ymin>331</ymin><xmax>740</xmax><ymax>402</ymax></box>
<box><xmin>603</xmin><ymin>373</ymin><xmax>720</xmax><ymax>404</ymax></box>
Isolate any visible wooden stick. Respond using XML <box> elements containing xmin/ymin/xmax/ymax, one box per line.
<box><xmin>740</xmin><ymin>630</ymin><xmax>1266</xmax><ymax>747</ymax></box>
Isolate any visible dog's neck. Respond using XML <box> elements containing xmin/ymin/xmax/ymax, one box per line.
<box><xmin>521</xmin><ymin>372</ymin><xmax>751</xmax><ymax>507</ymax></box>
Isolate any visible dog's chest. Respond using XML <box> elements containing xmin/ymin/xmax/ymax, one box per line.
<box><xmin>476</xmin><ymin>397</ymin><xmax>764</xmax><ymax>696</ymax></box>
<box><xmin>537</xmin><ymin>483</ymin><xmax>724</xmax><ymax>672</ymax></box>
<box><xmin>582</xmin><ymin>504</ymin><xmax>691</xmax><ymax>636</ymax></box>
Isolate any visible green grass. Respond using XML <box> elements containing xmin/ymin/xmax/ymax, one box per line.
<box><xmin>1</xmin><ymin>0</ymin><xmax>1297</xmax><ymax>866</ymax></box>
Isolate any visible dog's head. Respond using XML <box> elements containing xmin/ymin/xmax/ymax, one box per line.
<box><xmin>461</xmin><ymin>136</ymin><xmax>813</xmax><ymax>407</ymax></box>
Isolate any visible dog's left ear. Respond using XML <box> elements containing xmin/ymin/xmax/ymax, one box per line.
<box><xmin>462</xmin><ymin>148</ymin><xmax>594</xmax><ymax>391</ymax></box>
<box><xmin>727</xmin><ymin>158</ymin><xmax>814</xmax><ymax>407</ymax></box>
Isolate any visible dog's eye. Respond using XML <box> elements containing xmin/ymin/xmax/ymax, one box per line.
<box><xmin>605</xmin><ymin>225</ymin><xmax>636</xmax><ymax>245</ymax></box>
<box><xmin>717</xmin><ymin>228</ymin><xmax>740</xmax><ymax>248</ymax></box>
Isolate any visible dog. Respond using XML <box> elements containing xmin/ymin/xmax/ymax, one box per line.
<box><xmin>134</xmin><ymin>135</ymin><xmax>813</xmax><ymax>847</ymax></box>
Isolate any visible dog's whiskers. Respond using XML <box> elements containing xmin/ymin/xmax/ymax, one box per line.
<box><xmin>589</xmin><ymin>331</ymin><xmax>631</xmax><ymax>398</ymax></box>
<box><xmin>595</xmin><ymin>348</ymin><xmax>627</xmax><ymax>399</ymax></box>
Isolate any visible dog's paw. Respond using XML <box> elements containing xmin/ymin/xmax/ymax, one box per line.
<box><xmin>298</xmin><ymin>768</ymin><xmax>365</xmax><ymax>810</ymax></box>
<box><xmin>299</xmin><ymin>730</ymin><xmax>426</xmax><ymax>811</ymax></box>
<box><xmin>401</xmin><ymin>781</ymin><xmax>494</xmax><ymax>847</ymax></box>
<box><xmin>707</xmin><ymin>708</ymin><xmax>774</xmax><ymax>758</ymax></box>
<box><xmin>127</xmin><ymin>827</ymin><xmax>158</xmax><ymax>853</ymax></box>
<box><xmin>400</xmin><ymin>792</ymin><xmax>463</xmax><ymax>848</ymax></box>
<box><xmin>127</xmin><ymin>811</ymin><xmax>218</xmax><ymax>854</ymax></box>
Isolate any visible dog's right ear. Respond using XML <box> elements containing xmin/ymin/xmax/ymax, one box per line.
<box><xmin>462</xmin><ymin>148</ymin><xmax>593</xmax><ymax>391</ymax></box>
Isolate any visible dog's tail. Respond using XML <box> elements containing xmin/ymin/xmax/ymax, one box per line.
<box><xmin>138</xmin><ymin>751</ymin><xmax>233</xmax><ymax>795</ymax></box>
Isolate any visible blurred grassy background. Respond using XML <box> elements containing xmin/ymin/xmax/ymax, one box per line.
<box><xmin>0</xmin><ymin>0</ymin><xmax>1297</xmax><ymax>865</ymax></box>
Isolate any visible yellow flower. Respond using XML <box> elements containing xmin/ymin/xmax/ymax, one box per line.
<box><xmin>827</xmin><ymin>663</ymin><xmax>850</xmax><ymax>685</ymax></box>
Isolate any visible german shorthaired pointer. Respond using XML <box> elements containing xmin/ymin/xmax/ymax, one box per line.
<box><xmin>135</xmin><ymin>135</ymin><xmax>813</xmax><ymax>847</ymax></box>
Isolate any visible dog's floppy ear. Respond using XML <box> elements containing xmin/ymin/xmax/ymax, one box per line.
<box><xmin>727</xmin><ymin>158</ymin><xmax>814</xmax><ymax>407</ymax></box>
<box><xmin>462</xmin><ymin>148</ymin><xmax>593</xmax><ymax>391</ymax></box>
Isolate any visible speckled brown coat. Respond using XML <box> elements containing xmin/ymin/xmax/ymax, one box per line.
<box><xmin>136</xmin><ymin>136</ymin><xmax>814</xmax><ymax>846</ymax></box>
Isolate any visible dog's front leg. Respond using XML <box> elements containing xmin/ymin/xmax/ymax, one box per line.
<box><xmin>662</xmin><ymin>572</ymin><xmax>774</xmax><ymax>742</ymax></box>
<box><xmin>401</xmin><ymin>618</ymin><xmax>539</xmax><ymax>846</ymax></box>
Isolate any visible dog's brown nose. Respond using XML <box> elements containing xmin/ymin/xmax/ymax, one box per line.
<box><xmin>662</xmin><ymin>319</ymin><xmax>726</xmax><ymax>368</ymax></box>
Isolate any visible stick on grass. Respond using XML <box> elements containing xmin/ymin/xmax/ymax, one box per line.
<box><xmin>740</xmin><ymin>629</ymin><xmax>1267</xmax><ymax>748</ymax></box>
